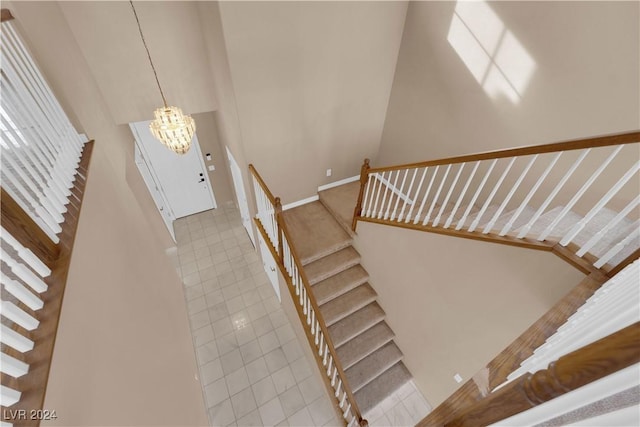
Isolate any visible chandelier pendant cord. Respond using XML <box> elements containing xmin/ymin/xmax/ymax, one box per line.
<box><xmin>130</xmin><ymin>0</ymin><xmax>168</xmax><ymax>109</ymax></box>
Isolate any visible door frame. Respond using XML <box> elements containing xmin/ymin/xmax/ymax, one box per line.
<box><xmin>226</xmin><ymin>146</ymin><xmax>255</xmax><ymax>248</ymax></box>
<box><xmin>134</xmin><ymin>139</ymin><xmax>177</xmax><ymax>241</ymax></box>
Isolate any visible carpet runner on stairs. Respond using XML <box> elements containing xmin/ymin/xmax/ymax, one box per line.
<box><xmin>281</xmin><ymin>200</ymin><xmax>412</xmax><ymax>416</ymax></box>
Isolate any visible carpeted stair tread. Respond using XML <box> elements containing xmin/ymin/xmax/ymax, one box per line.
<box><xmin>337</xmin><ymin>322</ymin><xmax>395</xmax><ymax>370</ymax></box>
<box><xmin>305</xmin><ymin>246</ymin><xmax>361</xmax><ymax>285</ymax></box>
<box><xmin>328</xmin><ymin>302</ymin><xmax>385</xmax><ymax>348</ymax></box>
<box><xmin>319</xmin><ymin>181</ymin><xmax>361</xmax><ymax>236</ymax></box>
<box><xmin>346</xmin><ymin>341</ymin><xmax>403</xmax><ymax>392</ymax></box>
<box><xmin>320</xmin><ymin>283</ymin><xmax>377</xmax><ymax>326</ymax></box>
<box><xmin>281</xmin><ymin>201</ymin><xmax>352</xmax><ymax>265</ymax></box>
<box><xmin>355</xmin><ymin>362</ymin><xmax>412</xmax><ymax>415</ymax></box>
<box><xmin>312</xmin><ymin>265</ymin><xmax>369</xmax><ymax>305</ymax></box>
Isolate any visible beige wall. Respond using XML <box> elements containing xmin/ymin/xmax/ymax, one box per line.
<box><xmin>378</xmin><ymin>1</ymin><xmax>639</xmax><ymax>166</ymax></box>
<box><xmin>218</xmin><ymin>1</ymin><xmax>408</xmax><ymax>204</ymax></box>
<box><xmin>353</xmin><ymin>222</ymin><xmax>585</xmax><ymax>406</ymax></box>
<box><xmin>193</xmin><ymin>111</ymin><xmax>235</xmax><ymax>205</ymax></box>
<box><xmin>197</xmin><ymin>2</ymin><xmax>255</xmax><ymax>229</ymax></box>
<box><xmin>7</xmin><ymin>2</ymin><xmax>208</xmax><ymax>425</ymax></box>
<box><xmin>57</xmin><ymin>1</ymin><xmax>218</xmax><ymax>125</ymax></box>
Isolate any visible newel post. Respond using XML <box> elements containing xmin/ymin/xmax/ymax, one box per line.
<box><xmin>352</xmin><ymin>158</ymin><xmax>370</xmax><ymax>232</ymax></box>
<box><xmin>275</xmin><ymin>196</ymin><xmax>284</xmax><ymax>263</ymax></box>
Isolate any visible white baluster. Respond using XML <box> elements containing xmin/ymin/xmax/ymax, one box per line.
<box><xmin>384</xmin><ymin>170</ymin><xmax>401</xmax><ymax>220</ymax></box>
<box><xmin>1</xmin><ymin>163</ymin><xmax>60</xmax><ymax>232</ymax></box>
<box><xmin>319</xmin><ymin>333</ymin><xmax>324</xmax><ymax>356</ymax></box>
<box><xmin>0</xmin><ymin>353</ymin><xmax>29</xmax><ymax>378</ymax></box>
<box><xmin>1</xmin><ymin>62</ymin><xmax>77</xmax><ymax>174</ymax></box>
<box><xmin>1</xmin><ymin>274</ymin><xmax>44</xmax><ymax>311</ymax></box>
<box><xmin>1</xmin><ymin>103</ymin><xmax>70</xmax><ymax>200</ymax></box>
<box><xmin>500</xmin><ymin>153</ymin><xmax>561</xmax><ymax>236</ymax></box>
<box><xmin>538</xmin><ymin>146</ymin><xmax>623</xmax><ymax>241</ymax></box>
<box><xmin>560</xmin><ymin>161</ymin><xmax>639</xmax><ymax>246</ymax></box>
<box><xmin>390</xmin><ymin>170</ymin><xmax>407</xmax><ymax>220</ymax></box>
<box><xmin>469</xmin><ymin>157</ymin><xmax>516</xmax><ymax>232</ymax></box>
<box><xmin>1</xmin><ymin>248</ymin><xmax>47</xmax><ymax>293</ymax></box>
<box><xmin>577</xmin><ymin>196</ymin><xmax>640</xmax><ymax>257</ymax></box>
<box><xmin>483</xmin><ymin>155</ymin><xmax>538</xmax><ymax>234</ymax></box>
<box><xmin>406</xmin><ymin>167</ymin><xmax>428</xmax><ymax>223</ymax></box>
<box><xmin>0</xmin><ymin>324</ymin><xmax>34</xmax><ymax>353</ymax></box>
<box><xmin>519</xmin><ymin>149</ymin><xmax>590</xmax><ymax>238</ymax></box>
<box><xmin>457</xmin><ymin>159</ymin><xmax>497</xmax><ymax>230</ymax></box>
<box><xmin>331</xmin><ymin>367</ymin><xmax>337</xmax><ymax>386</ymax></box>
<box><xmin>398</xmin><ymin>169</ymin><xmax>418</xmax><ymax>222</ymax></box>
<box><xmin>1</xmin><ymin>183</ymin><xmax>60</xmax><ymax>243</ymax></box>
<box><xmin>0</xmin><ymin>301</ymin><xmax>39</xmax><ymax>331</ymax></box>
<box><xmin>1</xmin><ymin>152</ymin><xmax>64</xmax><ymax>223</ymax></box>
<box><xmin>594</xmin><ymin>222</ymin><xmax>640</xmax><ymax>268</ymax></box>
<box><xmin>1</xmin><ymin>83</ymin><xmax>75</xmax><ymax>189</ymax></box>
<box><xmin>335</xmin><ymin>379</ymin><xmax>343</xmax><ymax>398</ymax></box>
<box><xmin>433</xmin><ymin>163</ymin><xmax>465</xmax><ymax>227</ymax></box>
<box><xmin>423</xmin><ymin>164</ymin><xmax>451</xmax><ymax>226</ymax></box>
<box><xmin>413</xmin><ymin>166</ymin><xmax>438</xmax><ymax>224</ymax></box>
<box><xmin>327</xmin><ymin>354</ymin><xmax>333</xmax><ymax>376</ymax></box>
<box><xmin>0</xmin><ymin>227</ymin><xmax>51</xmax><ymax>277</ymax></box>
<box><xmin>371</xmin><ymin>172</ymin><xmax>384</xmax><ymax>218</ymax></box>
<box><xmin>446</xmin><ymin>161</ymin><xmax>479</xmax><ymax>229</ymax></box>
<box><xmin>1</xmin><ymin>385</ymin><xmax>21</xmax><ymax>407</ymax></box>
<box><xmin>343</xmin><ymin>403</ymin><xmax>352</xmax><ymax>419</ymax></box>
<box><xmin>377</xmin><ymin>172</ymin><xmax>391</xmax><ymax>219</ymax></box>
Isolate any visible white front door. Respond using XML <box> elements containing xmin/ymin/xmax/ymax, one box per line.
<box><xmin>257</xmin><ymin>231</ymin><xmax>280</xmax><ymax>302</ymax></box>
<box><xmin>226</xmin><ymin>146</ymin><xmax>255</xmax><ymax>247</ymax></box>
<box><xmin>130</xmin><ymin>121</ymin><xmax>216</xmax><ymax>219</ymax></box>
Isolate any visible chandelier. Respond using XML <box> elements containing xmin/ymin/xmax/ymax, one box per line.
<box><xmin>130</xmin><ymin>1</ymin><xmax>195</xmax><ymax>154</ymax></box>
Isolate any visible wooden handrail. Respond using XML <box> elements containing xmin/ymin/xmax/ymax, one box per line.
<box><xmin>1</xmin><ymin>8</ymin><xmax>14</xmax><ymax>22</ymax></box>
<box><xmin>277</xmin><ymin>214</ymin><xmax>366</xmax><ymax>426</ymax></box>
<box><xmin>443</xmin><ymin>322</ymin><xmax>640</xmax><ymax>427</ymax></box>
<box><xmin>367</xmin><ymin>131</ymin><xmax>640</xmax><ymax>173</ymax></box>
<box><xmin>1</xmin><ymin>141</ymin><xmax>94</xmax><ymax>427</ymax></box>
<box><xmin>249</xmin><ymin>163</ymin><xmax>278</xmax><ymax>205</ymax></box>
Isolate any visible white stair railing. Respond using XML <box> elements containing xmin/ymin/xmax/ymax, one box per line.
<box><xmin>496</xmin><ymin>259</ymin><xmax>640</xmax><ymax>390</ymax></box>
<box><xmin>354</xmin><ymin>132</ymin><xmax>640</xmax><ymax>271</ymax></box>
<box><xmin>1</xmin><ymin>11</ymin><xmax>90</xmax><ymax>423</ymax></box>
<box><xmin>249</xmin><ymin>165</ymin><xmax>280</xmax><ymax>251</ymax></box>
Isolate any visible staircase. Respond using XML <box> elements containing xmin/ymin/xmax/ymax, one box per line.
<box><xmin>249</xmin><ymin>131</ymin><xmax>639</xmax><ymax>426</ymax></box>
<box><xmin>281</xmin><ymin>199</ymin><xmax>412</xmax><ymax>415</ymax></box>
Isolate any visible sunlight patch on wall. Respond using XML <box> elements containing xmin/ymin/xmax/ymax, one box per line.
<box><xmin>447</xmin><ymin>1</ymin><xmax>536</xmax><ymax>103</ymax></box>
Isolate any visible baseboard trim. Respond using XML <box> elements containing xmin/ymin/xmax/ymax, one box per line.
<box><xmin>282</xmin><ymin>195</ymin><xmax>319</xmax><ymax>211</ymax></box>
<box><xmin>318</xmin><ymin>175</ymin><xmax>359</xmax><ymax>192</ymax></box>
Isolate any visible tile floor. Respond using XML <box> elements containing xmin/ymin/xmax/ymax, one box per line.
<box><xmin>173</xmin><ymin>203</ymin><xmax>431</xmax><ymax>426</ymax></box>
<box><xmin>174</xmin><ymin>204</ymin><xmax>339</xmax><ymax>426</ymax></box>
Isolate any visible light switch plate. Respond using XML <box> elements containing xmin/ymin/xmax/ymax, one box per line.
<box><xmin>208</xmin><ymin>165</ymin><xmax>215</xmax><ymax>171</ymax></box>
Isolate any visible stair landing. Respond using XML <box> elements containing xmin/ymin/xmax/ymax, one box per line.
<box><xmin>319</xmin><ymin>181</ymin><xmax>360</xmax><ymax>235</ymax></box>
<box><xmin>281</xmin><ymin>201</ymin><xmax>352</xmax><ymax>265</ymax></box>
